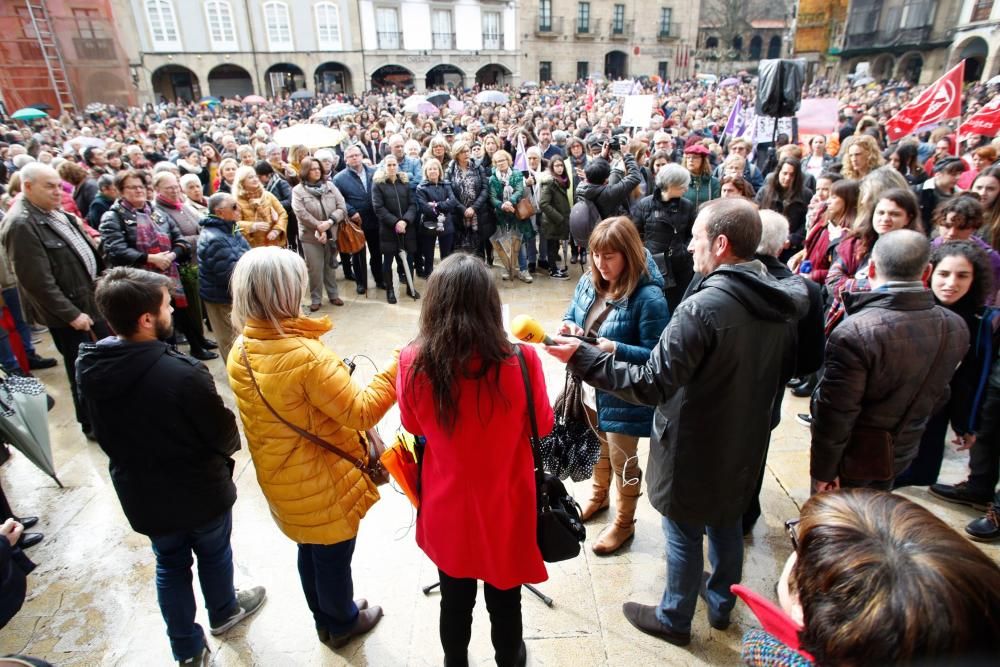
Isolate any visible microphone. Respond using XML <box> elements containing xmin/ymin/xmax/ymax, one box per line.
<box><xmin>510</xmin><ymin>315</ymin><xmax>554</xmax><ymax>345</ymax></box>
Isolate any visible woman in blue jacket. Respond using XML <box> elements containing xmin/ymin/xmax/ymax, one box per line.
<box><xmin>560</xmin><ymin>216</ymin><xmax>669</xmax><ymax>555</ymax></box>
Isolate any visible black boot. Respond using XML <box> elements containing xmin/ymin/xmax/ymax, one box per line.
<box><xmin>405</xmin><ymin>282</ymin><xmax>421</xmax><ymax>300</ymax></box>
<box><xmin>384</xmin><ymin>272</ymin><xmax>397</xmax><ymax>304</ymax></box>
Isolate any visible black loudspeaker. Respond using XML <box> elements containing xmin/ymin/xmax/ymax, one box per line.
<box><xmin>756</xmin><ymin>59</ymin><xmax>806</xmax><ymax>118</ymax></box>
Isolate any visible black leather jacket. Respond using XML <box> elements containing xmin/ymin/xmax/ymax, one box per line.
<box><xmin>568</xmin><ymin>261</ymin><xmax>809</xmax><ymax>525</ymax></box>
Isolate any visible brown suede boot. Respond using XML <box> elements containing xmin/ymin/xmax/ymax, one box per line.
<box><xmin>580</xmin><ymin>452</ymin><xmax>611</xmax><ymax>522</ymax></box>
<box><xmin>593</xmin><ymin>471</ymin><xmax>641</xmax><ymax>556</ymax></box>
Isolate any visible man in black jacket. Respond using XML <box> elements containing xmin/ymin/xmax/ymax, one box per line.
<box><xmin>810</xmin><ymin>230</ymin><xmax>969</xmax><ymax>491</ymax></box>
<box><xmin>546</xmin><ymin>198</ymin><xmax>808</xmax><ymax>646</ymax></box>
<box><xmin>575</xmin><ymin>143</ymin><xmax>641</xmax><ymax>218</ymax></box>
<box><xmin>77</xmin><ymin>268</ymin><xmax>264</xmax><ymax>666</ymax></box>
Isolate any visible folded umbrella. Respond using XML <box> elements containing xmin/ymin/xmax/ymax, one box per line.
<box><xmin>0</xmin><ymin>374</ymin><xmax>61</xmax><ymax>487</ymax></box>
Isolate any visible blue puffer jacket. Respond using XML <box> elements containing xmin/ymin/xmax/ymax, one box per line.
<box><xmin>197</xmin><ymin>215</ymin><xmax>251</xmax><ymax>304</ymax></box>
<box><xmin>563</xmin><ymin>250</ymin><xmax>670</xmax><ymax>436</ymax></box>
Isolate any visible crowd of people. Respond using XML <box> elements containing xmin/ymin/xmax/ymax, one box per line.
<box><xmin>1</xmin><ymin>72</ymin><xmax>1000</xmax><ymax>666</ymax></box>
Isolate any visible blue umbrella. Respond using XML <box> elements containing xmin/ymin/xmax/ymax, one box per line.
<box><xmin>315</xmin><ymin>102</ymin><xmax>358</xmax><ymax>119</ymax></box>
<box><xmin>11</xmin><ymin>108</ymin><xmax>48</xmax><ymax>121</ymax></box>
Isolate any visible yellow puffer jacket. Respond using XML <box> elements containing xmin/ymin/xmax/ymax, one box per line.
<box><xmin>227</xmin><ymin>315</ymin><xmax>398</xmax><ymax>544</ymax></box>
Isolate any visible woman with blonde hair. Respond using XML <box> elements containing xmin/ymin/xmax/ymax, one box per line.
<box><xmin>227</xmin><ymin>246</ymin><xmax>397</xmax><ymax>649</ymax></box>
<box><xmin>561</xmin><ymin>217</ymin><xmax>669</xmax><ymax>554</ymax></box>
<box><xmin>291</xmin><ymin>157</ymin><xmax>347</xmax><ymax>310</ymax></box>
<box><xmin>234</xmin><ymin>165</ymin><xmax>288</xmax><ymax>249</ymax></box>
<box><xmin>856</xmin><ymin>165</ymin><xmax>909</xmax><ymax>225</ymax></box>
<box><xmin>425</xmin><ymin>135</ymin><xmax>452</xmax><ymax>173</ymax></box>
<box><xmin>215</xmin><ymin>157</ymin><xmax>239</xmax><ymax>194</ymax></box>
<box><xmin>237</xmin><ymin>145</ymin><xmax>256</xmax><ymax>167</ymax></box>
<box><xmin>840</xmin><ymin>135</ymin><xmax>885</xmax><ymax>181</ymax></box>
<box><xmin>414</xmin><ymin>157</ymin><xmax>459</xmax><ymax>277</ymax></box>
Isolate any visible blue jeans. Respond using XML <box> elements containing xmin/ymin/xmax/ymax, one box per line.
<box><xmin>516</xmin><ymin>245</ymin><xmax>528</xmax><ymax>271</ymax></box>
<box><xmin>656</xmin><ymin>516</ymin><xmax>743</xmax><ymax>633</ymax></box>
<box><xmin>2</xmin><ymin>287</ymin><xmax>35</xmax><ymax>357</ymax></box>
<box><xmin>297</xmin><ymin>539</ymin><xmax>359</xmax><ymax>635</ymax></box>
<box><xmin>149</xmin><ymin>511</ymin><xmax>238</xmax><ymax>661</ymax></box>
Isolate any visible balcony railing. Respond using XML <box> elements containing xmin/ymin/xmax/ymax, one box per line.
<box><xmin>377</xmin><ymin>31</ymin><xmax>402</xmax><ymax>49</ymax></box>
<box><xmin>483</xmin><ymin>33</ymin><xmax>504</xmax><ymax>49</ymax></box>
<box><xmin>657</xmin><ymin>24</ymin><xmax>681</xmax><ymax>41</ymax></box>
<box><xmin>536</xmin><ymin>16</ymin><xmax>564</xmax><ymax>36</ymax></box>
<box><xmin>609</xmin><ymin>19</ymin><xmax>634</xmax><ymax>40</ymax></box>
<box><xmin>843</xmin><ymin>25</ymin><xmax>932</xmax><ymax>51</ymax></box>
<box><xmin>73</xmin><ymin>37</ymin><xmax>116</xmax><ymax>60</ymax></box>
<box><xmin>576</xmin><ymin>18</ymin><xmax>602</xmax><ymax>37</ymax></box>
<box><xmin>432</xmin><ymin>32</ymin><xmax>454</xmax><ymax>49</ymax></box>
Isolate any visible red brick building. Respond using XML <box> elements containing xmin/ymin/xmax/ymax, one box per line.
<box><xmin>0</xmin><ymin>0</ymin><xmax>135</xmax><ymax>115</ymax></box>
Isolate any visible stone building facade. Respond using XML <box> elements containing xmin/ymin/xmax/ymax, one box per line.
<box><xmin>947</xmin><ymin>0</ymin><xmax>1000</xmax><ymax>82</ymax></box>
<box><xmin>518</xmin><ymin>0</ymin><xmax>700</xmax><ymax>83</ymax></box>
<box><xmin>114</xmin><ymin>0</ymin><xmax>520</xmax><ymax>103</ymax></box>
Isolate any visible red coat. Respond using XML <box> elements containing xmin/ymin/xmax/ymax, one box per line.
<box><xmin>398</xmin><ymin>344</ymin><xmax>553</xmax><ymax>590</ymax></box>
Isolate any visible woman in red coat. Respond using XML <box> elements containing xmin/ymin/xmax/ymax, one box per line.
<box><xmin>398</xmin><ymin>253</ymin><xmax>553</xmax><ymax>667</ymax></box>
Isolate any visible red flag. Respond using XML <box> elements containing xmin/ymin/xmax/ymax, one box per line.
<box><xmin>585</xmin><ymin>80</ymin><xmax>595</xmax><ymax>111</ymax></box>
<box><xmin>684</xmin><ymin>45</ymin><xmax>689</xmax><ymax>69</ymax></box>
<box><xmin>885</xmin><ymin>60</ymin><xmax>965</xmax><ymax>142</ymax></box>
<box><xmin>959</xmin><ymin>95</ymin><xmax>1000</xmax><ymax>141</ymax></box>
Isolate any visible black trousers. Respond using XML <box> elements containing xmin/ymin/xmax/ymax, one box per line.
<box><xmin>438</xmin><ymin>569</ymin><xmax>522</xmax><ymax>667</ymax></box>
<box><xmin>50</xmin><ymin>322</ymin><xmax>111</xmax><ymax>431</ymax></box>
<box><xmin>893</xmin><ymin>409</ymin><xmax>950</xmax><ymax>488</ymax></box>
<box><xmin>362</xmin><ymin>225</ymin><xmax>382</xmax><ymax>287</ymax></box>
<box><xmin>968</xmin><ymin>382</ymin><xmax>1000</xmax><ymax>495</ymax></box>
<box><xmin>0</xmin><ymin>479</ymin><xmax>14</xmax><ymax>521</ymax></box>
<box><xmin>172</xmin><ymin>305</ymin><xmax>208</xmax><ymax>354</ymax></box>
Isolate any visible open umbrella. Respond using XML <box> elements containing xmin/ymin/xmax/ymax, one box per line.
<box><xmin>315</xmin><ymin>102</ymin><xmax>358</xmax><ymax>119</ymax></box>
<box><xmin>199</xmin><ymin>96</ymin><xmax>221</xmax><ymax>105</ymax></box>
<box><xmin>273</xmin><ymin>123</ymin><xmax>344</xmax><ymax>149</ymax></box>
<box><xmin>0</xmin><ymin>374</ymin><xmax>60</xmax><ymax>487</ymax></box>
<box><xmin>447</xmin><ymin>100</ymin><xmax>466</xmax><ymax>114</ymax></box>
<box><xmin>521</xmin><ymin>80</ymin><xmax>539</xmax><ymax>89</ymax></box>
<box><xmin>63</xmin><ymin>136</ymin><xmax>106</xmax><ymax>154</ymax></box>
<box><xmin>720</xmin><ymin>77</ymin><xmax>740</xmax><ymax>87</ymax></box>
<box><xmin>852</xmin><ymin>76</ymin><xmax>874</xmax><ymax>87</ymax></box>
<box><xmin>290</xmin><ymin>89</ymin><xmax>315</xmax><ymax>100</ymax></box>
<box><xmin>11</xmin><ymin>108</ymin><xmax>48</xmax><ymax>121</ymax></box>
<box><xmin>401</xmin><ymin>94</ymin><xmax>426</xmax><ymax>112</ymax></box>
<box><xmin>475</xmin><ymin>90</ymin><xmax>509</xmax><ymax>105</ymax></box>
<box><xmin>426</xmin><ymin>91</ymin><xmax>451</xmax><ymax>107</ymax></box>
<box><xmin>244</xmin><ymin>94</ymin><xmax>267</xmax><ymax>104</ymax></box>
<box><xmin>84</xmin><ymin>102</ymin><xmax>105</xmax><ymax>114</ymax></box>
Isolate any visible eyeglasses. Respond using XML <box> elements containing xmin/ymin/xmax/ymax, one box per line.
<box><xmin>784</xmin><ymin>519</ymin><xmax>800</xmax><ymax>552</ymax></box>
<box><xmin>230</xmin><ymin>204</ymin><xmax>239</xmax><ymax>211</ymax></box>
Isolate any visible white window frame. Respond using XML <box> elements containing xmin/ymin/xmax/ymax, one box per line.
<box><xmin>263</xmin><ymin>1</ymin><xmax>293</xmax><ymax>51</ymax></box>
<box><xmin>315</xmin><ymin>2</ymin><xmax>342</xmax><ymax>50</ymax></box>
<box><xmin>204</xmin><ymin>1</ymin><xmax>238</xmax><ymax>51</ymax></box>
<box><xmin>145</xmin><ymin>0</ymin><xmax>181</xmax><ymax>50</ymax></box>
<box><xmin>375</xmin><ymin>6</ymin><xmax>401</xmax><ymax>49</ymax></box>
<box><xmin>482</xmin><ymin>10</ymin><xmax>502</xmax><ymax>49</ymax></box>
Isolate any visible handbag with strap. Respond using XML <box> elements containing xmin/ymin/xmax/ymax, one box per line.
<box><xmin>536</xmin><ymin>303</ymin><xmax>615</xmax><ymax>481</ymax></box>
<box><xmin>239</xmin><ymin>345</ymin><xmax>389</xmax><ymax>485</ymax></box>
<box><xmin>513</xmin><ymin>345</ymin><xmax>585</xmax><ymax>563</ymax></box>
<box><xmin>336</xmin><ymin>218</ymin><xmax>367</xmax><ymax>254</ymax></box>
<box><xmin>838</xmin><ymin>329</ymin><xmax>950</xmax><ymax>482</ymax></box>
<box><xmin>515</xmin><ymin>196</ymin><xmax>535</xmax><ymax>221</ymax></box>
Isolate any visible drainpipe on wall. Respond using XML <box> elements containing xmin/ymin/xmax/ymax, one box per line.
<box><xmin>356</xmin><ymin>0</ymin><xmax>367</xmax><ymax>94</ymax></box>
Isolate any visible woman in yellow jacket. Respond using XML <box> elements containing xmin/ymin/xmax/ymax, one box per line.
<box><xmin>233</xmin><ymin>165</ymin><xmax>288</xmax><ymax>248</ymax></box>
<box><xmin>226</xmin><ymin>246</ymin><xmax>397</xmax><ymax>648</ymax></box>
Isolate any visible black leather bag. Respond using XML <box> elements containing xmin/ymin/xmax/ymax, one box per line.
<box><xmin>514</xmin><ymin>345</ymin><xmax>585</xmax><ymax>563</ymax></box>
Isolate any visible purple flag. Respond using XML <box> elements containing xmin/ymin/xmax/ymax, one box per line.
<box><xmin>723</xmin><ymin>97</ymin><xmax>744</xmax><ymax>137</ymax></box>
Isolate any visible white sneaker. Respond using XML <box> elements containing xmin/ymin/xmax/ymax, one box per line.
<box><xmin>501</xmin><ymin>270</ymin><xmax>511</xmax><ymax>281</ymax></box>
<box><xmin>517</xmin><ymin>270</ymin><xmax>534</xmax><ymax>284</ymax></box>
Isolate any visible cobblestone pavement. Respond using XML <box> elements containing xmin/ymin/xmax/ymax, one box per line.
<box><xmin>1</xmin><ymin>265</ymin><xmax>996</xmax><ymax>666</ymax></box>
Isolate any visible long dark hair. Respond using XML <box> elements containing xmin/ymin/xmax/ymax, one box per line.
<box><xmin>407</xmin><ymin>253</ymin><xmax>511</xmax><ymax>433</ymax></box>
<box><xmin>973</xmin><ymin>166</ymin><xmax>1000</xmax><ymax>250</ymax></box>
<box><xmin>850</xmin><ymin>187</ymin><xmax>921</xmax><ymax>260</ymax></box>
<box><xmin>759</xmin><ymin>157</ymin><xmax>804</xmax><ymax>210</ymax></box>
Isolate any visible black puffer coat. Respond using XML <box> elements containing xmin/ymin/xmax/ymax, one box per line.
<box><xmin>568</xmin><ymin>261</ymin><xmax>809</xmax><ymax>525</ymax></box>
<box><xmin>415</xmin><ymin>180</ymin><xmax>460</xmax><ymax>236</ymax></box>
<box><xmin>631</xmin><ymin>190</ymin><xmax>696</xmax><ymax>311</ymax></box>
<box><xmin>371</xmin><ymin>169</ymin><xmax>418</xmax><ymax>254</ymax></box>
<box><xmin>99</xmin><ymin>200</ymin><xmax>190</xmax><ymax>267</ymax></box>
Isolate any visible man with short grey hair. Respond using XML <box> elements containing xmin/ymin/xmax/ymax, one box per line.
<box><xmin>1</xmin><ymin>163</ymin><xmax>109</xmax><ymax>441</ymax></box>
<box><xmin>384</xmin><ymin>134</ymin><xmax>421</xmax><ymax>190</ymax></box>
<box><xmin>811</xmin><ymin>229</ymin><xmax>970</xmax><ymax>491</ymax></box>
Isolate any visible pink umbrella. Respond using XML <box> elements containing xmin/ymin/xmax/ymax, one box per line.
<box><xmin>447</xmin><ymin>100</ymin><xmax>466</xmax><ymax>114</ymax></box>
<box><xmin>244</xmin><ymin>95</ymin><xmax>267</xmax><ymax>104</ymax></box>
<box><xmin>416</xmin><ymin>101</ymin><xmax>439</xmax><ymax>116</ymax></box>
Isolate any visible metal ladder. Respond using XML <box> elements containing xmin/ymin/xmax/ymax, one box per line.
<box><xmin>24</xmin><ymin>0</ymin><xmax>77</xmax><ymax>113</ymax></box>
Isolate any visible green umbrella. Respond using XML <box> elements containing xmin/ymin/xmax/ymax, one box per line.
<box><xmin>11</xmin><ymin>108</ymin><xmax>48</xmax><ymax>121</ymax></box>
